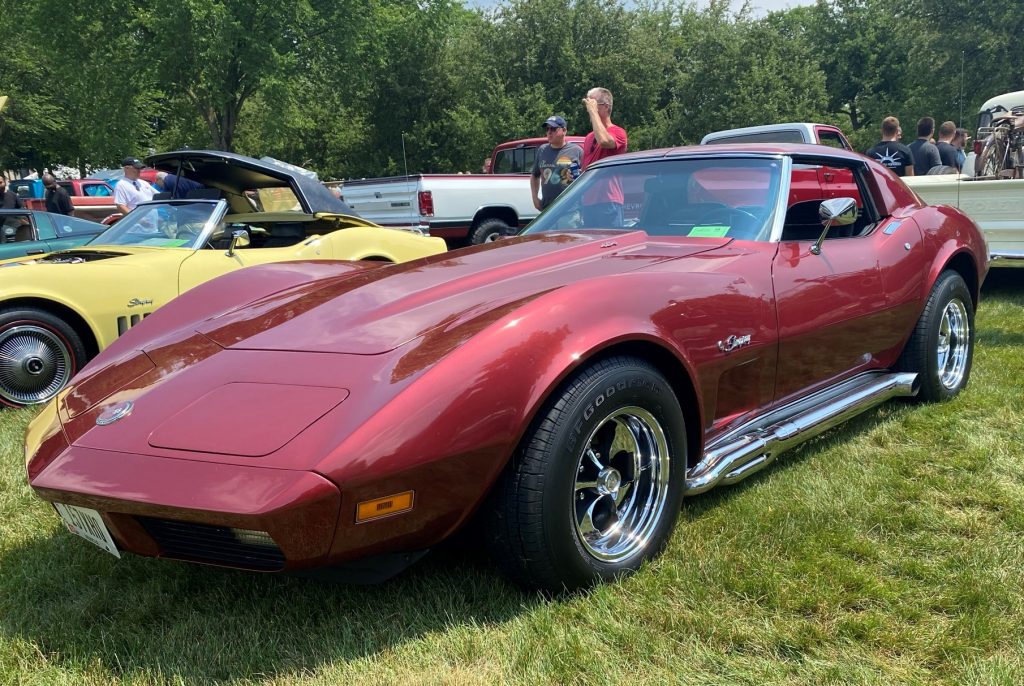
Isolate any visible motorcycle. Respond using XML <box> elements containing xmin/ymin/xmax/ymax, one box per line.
<box><xmin>975</xmin><ymin>105</ymin><xmax>1024</xmax><ymax>179</ymax></box>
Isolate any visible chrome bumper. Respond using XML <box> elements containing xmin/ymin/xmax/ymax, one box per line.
<box><xmin>989</xmin><ymin>250</ymin><xmax>1024</xmax><ymax>268</ymax></box>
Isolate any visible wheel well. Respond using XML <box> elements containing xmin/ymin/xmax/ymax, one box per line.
<box><xmin>943</xmin><ymin>251</ymin><xmax>980</xmax><ymax>306</ymax></box>
<box><xmin>579</xmin><ymin>340</ymin><xmax>702</xmax><ymax>469</ymax></box>
<box><xmin>1</xmin><ymin>297</ymin><xmax>99</xmax><ymax>360</ymax></box>
<box><xmin>472</xmin><ymin>207</ymin><xmax>518</xmax><ymax>230</ymax></box>
<box><xmin>360</xmin><ymin>256</ymin><xmax>393</xmax><ymax>262</ymax></box>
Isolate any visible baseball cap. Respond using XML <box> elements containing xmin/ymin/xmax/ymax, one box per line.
<box><xmin>542</xmin><ymin>115</ymin><xmax>567</xmax><ymax>129</ymax></box>
<box><xmin>121</xmin><ymin>157</ymin><xmax>145</xmax><ymax>169</ymax></box>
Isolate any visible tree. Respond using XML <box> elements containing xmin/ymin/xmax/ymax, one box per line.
<box><xmin>142</xmin><ymin>0</ymin><xmax>316</xmax><ymax>152</ymax></box>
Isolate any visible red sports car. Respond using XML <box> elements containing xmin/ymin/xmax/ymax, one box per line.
<box><xmin>25</xmin><ymin>144</ymin><xmax>988</xmax><ymax>591</ymax></box>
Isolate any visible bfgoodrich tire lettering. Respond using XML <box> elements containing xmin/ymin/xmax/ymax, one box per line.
<box><xmin>488</xmin><ymin>355</ymin><xmax>686</xmax><ymax>592</ymax></box>
<box><xmin>897</xmin><ymin>270</ymin><xmax>975</xmax><ymax>402</ymax></box>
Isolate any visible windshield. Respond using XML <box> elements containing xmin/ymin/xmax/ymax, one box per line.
<box><xmin>523</xmin><ymin>157</ymin><xmax>782</xmax><ymax>241</ymax></box>
<box><xmin>89</xmin><ymin>201</ymin><xmax>220</xmax><ymax>249</ymax></box>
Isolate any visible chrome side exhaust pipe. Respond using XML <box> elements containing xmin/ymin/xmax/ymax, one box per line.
<box><xmin>685</xmin><ymin>372</ymin><xmax>917</xmax><ymax>495</ymax></box>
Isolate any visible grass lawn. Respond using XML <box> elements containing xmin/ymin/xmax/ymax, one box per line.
<box><xmin>2</xmin><ymin>271</ymin><xmax>1023</xmax><ymax>686</ymax></box>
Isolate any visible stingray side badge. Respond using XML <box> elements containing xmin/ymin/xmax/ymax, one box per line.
<box><xmin>717</xmin><ymin>334</ymin><xmax>751</xmax><ymax>354</ymax></box>
<box><xmin>96</xmin><ymin>400</ymin><xmax>134</xmax><ymax>426</ymax></box>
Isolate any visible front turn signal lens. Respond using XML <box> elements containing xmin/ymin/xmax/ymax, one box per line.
<box><xmin>356</xmin><ymin>491</ymin><xmax>415</xmax><ymax>523</ymax></box>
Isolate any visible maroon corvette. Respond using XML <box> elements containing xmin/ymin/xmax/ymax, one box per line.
<box><xmin>26</xmin><ymin>145</ymin><xmax>987</xmax><ymax>591</ymax></box>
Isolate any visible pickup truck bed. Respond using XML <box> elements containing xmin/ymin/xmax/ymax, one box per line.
<box><xmin>343</xmin><ymin>173</ymin><xmax>538</xmax><ymax>244</ymax></box>
<box><xmin>904</xmin><ymin>174</ymin><xmax>1024</xmax><ymax>265</ymax></box>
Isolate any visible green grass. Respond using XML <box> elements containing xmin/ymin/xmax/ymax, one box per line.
<box><xmin>3</xmin><ymin>270</ymin><xmax>1024</xmax><ymax>685</ymax></box>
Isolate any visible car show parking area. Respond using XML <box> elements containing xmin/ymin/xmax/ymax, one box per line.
<box><xmin>0</xmin><ymin>269</ymin><xmax>1022</xmax><ymax>685</ymax></box>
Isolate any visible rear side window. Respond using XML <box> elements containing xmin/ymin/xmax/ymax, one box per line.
<box><xmin>818</xmin><ymin>131</ymin><xmax>848</xmax><ymax>149</ymax></box>
<box><xmin>35</xmin><ymin>213</ymin><xmax>57</xmax><ymax>239</ymax></box>
<box><xmin>492</xmin><ymin>147</ymin><xmax>537</xmax><ymax>174</ymax></box>
<box><xmin>705</xmin><ymin>130</ymin><xmax>804</xmax><ymax>145</ymax></box>
<box><xmin>82</xmin><ymin>183</ymin><xmax>113</xmax><ymax>197</ymax></box>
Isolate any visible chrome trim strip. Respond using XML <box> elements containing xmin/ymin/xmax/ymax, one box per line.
<box><xmin>767</xmin><ymin>155</ymin><xmax>792</xmax><ymax>243</ymax></box>
<box><xmin>989</xmin><ymin>250</ymin><xmax>1024</xmax><ymax>267</ymax></box>
<box><xmin>685</xmin><ymin>371</ymin><xmax>917</xmax><ymax>495</ymax></box>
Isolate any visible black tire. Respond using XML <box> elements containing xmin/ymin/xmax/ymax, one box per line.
<box><xmin>470</xmin><ymin>218</ymin><xmax>512</xmax><ymax>245</ymax></box>
<box><xmin>897</xmin><ymin>271</ymin><xmax>974</xmax><ymax>403</ymax></box>
<box><xmin>0</xmin><ymin>308</ymin><xmax>87</xmax><ymax>408</ymax></box>
<box><xmin>488</xmin><ymin>355</ymin><xmax>687</xmax><ymax>592</ymax></box>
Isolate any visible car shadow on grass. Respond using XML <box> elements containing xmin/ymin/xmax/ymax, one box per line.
<box><xmin>0</xmin><ymin>529</ymin><xmax>538</xmax><ymax>681</ymax></box>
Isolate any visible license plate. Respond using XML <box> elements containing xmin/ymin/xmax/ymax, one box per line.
<box><xmin>53</xmin><ymin>503</ymin><xmax>121</xmax><ymax>558</ymax></box>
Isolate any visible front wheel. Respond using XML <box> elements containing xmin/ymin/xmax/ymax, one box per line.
<box><xmin>488</xmin><ymin>356</ymin><xmax>687</xmax><ymax>592</ymax></box>
<box><xmin>897</xmin><ymin>271</ymin><xmax>974</xmax><ymax>402</ymax></box>
<box><xmin>0</xmin><ymin>308</ymin><xmax>88</xmax><ymax>407</ymax></box>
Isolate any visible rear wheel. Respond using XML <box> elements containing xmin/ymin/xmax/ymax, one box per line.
<box><xmin>897</xmin><ymin>271</ymin><xmax>974</xmax><ymax>402</ymax></box>
<box><xmin>0</xmin><ymin>308</ymin><xmax>87</xmax><ymax>407</ymax></box>
<box><xmin>470</xmin><ymin>218</ymin><xmax>512</xmax><ymax>245</ymax></box>
<box><xmin>488</xmin><ymin>356</ymin><xmax>686</xmax><ymax>592</ymax></box>
<box><xmin>975</xmin><ymin>137</ymin><xmax>1007</xmax><ymax>177</ymax></box>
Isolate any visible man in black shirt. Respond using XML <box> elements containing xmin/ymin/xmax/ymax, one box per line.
<box><xmin>42</xmin><ymin>173</ymin><xmax>74</xmax><ymax>215</ymax></box>
<box><xmin>935</xmin><ymin>120</ymin><xmax>961</xmax><ymax>171</ymax></box>
<box><xmin>908</xmin><ymin>117</ymin><xmax>942</xmax><ymax>175</ymax></box>
<box><xmin>0</xmin><ymin>177</ymin><xmax>22</xmax><ymax>208</ymax></box>
<box><xmin>866</xmin><ymin>116</ymin><xmax>915</xmax><ymax>176</ymax></box>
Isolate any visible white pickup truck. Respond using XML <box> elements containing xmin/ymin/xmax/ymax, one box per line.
<box><xmin>904</xmin><ymin>175</ymin><xmax>1024</xmax><ymax>265</ymax></box>
<box><xmin>341</xmin><ymin>174</ymin><xmax>537</xmax><ymax>245</ymax></box>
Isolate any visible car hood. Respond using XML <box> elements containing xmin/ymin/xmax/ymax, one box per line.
<box><xmin>0</xmin><ymin>245</ymin><xmax>185</xmax><ymax>269</ymax></box>
<box><xmin>146</xmin><ymin>150</ymin><xmax>349</xmax><ymax>215</ymax></box>
<box><xmin>196</xmin><ymin>230</ymin><xmax>730</xmax><ymax>355</ymax></box>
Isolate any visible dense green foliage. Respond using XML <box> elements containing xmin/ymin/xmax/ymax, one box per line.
<box><xmin>0</xmin><ymin>0</ymin><xmax>1020</xmax><ymax>178</ymax></box>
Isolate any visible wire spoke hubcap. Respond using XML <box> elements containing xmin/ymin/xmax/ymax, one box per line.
<box><xmin>573</xmin><ymin>407</ymin><xmax>670</xmax><ymax>562</ymax></box>
<box><xmin>0</xmin><ymin>325</ymin><xmax>73</xmax><ymax>405</ymax></box>
<box><xmin>936</xmin><ymin>298</ymin><xmax>970</xmax><ymax>390</ymax></box>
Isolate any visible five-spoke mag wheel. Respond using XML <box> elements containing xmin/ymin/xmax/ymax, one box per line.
<box><xmin>573</xmin><ymin>407</ymin><xmax>671</xmax><ymax>563</ymax></box>
<box><xmin>489</xmin><ymin>356</ymin><xmax>686</xmax><ymax>592</ymax></box>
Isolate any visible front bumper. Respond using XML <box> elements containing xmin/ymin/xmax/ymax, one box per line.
<box><xmin>30</xmin><ymin>444</ymin><xmax>342</xmax><ymax>571</ymax></box>
<box><xmin>989</xmin><ymin>250</ymin><xmax>1024</xmax><ymax>268</ymax></box>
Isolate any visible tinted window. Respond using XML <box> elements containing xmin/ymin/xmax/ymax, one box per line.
<box><xmin>51</xmin><ymin>213</ymin><xmax>102</xmax><ymax>237</ymax></box>
<box><xmin>492</xmin><ymin>150</ymin><xmax>514</xmax><ymax>174</ymax></box>
<box><xmin>34</xmin><ymin>213</ymin><xmax>57</xmax><ymax>239</ymax></box>
<box><xmin>705</xmin><ymin>130</ymin><xmax>804</xmax><ymax>145</ymax></box>
<box><xmin>818</xmin><ymin>131</ymin><xmax>847</xmax><ymax>149</ymax></box>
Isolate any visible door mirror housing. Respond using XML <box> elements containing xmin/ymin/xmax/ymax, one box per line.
<box><xmin>811</xmin><ymin>197</ymin><xmax>858</xmax><ymax>255</ymax></box>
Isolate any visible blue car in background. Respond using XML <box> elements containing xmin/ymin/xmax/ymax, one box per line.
<box><xmin>0</xmin><ymin>209</ymin><xmax>105</xmax><ymax>259</ymax></box>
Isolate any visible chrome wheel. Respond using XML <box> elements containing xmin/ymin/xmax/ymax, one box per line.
<box><xmin>573</xmin><ymin>407</ymin><xmax>671</xmax><ymax>562</ymax></box>
<box><xmin>0</xmin><ymin>324</ymin><xmax>73</xmax><ymax>405</ymax></box>
<box><xmin>937</xmin><ymin>298</ymin><xmax>970</xmax><ymax>390</ymax></box>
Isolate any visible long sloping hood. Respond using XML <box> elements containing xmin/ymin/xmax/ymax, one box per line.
<box><xmin>197</xmin><ymin>231</ymin><xmax>729</xmax><ymax>355</ymax></box>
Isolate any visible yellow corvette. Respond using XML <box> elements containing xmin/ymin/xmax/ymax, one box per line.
<box><xmin>0</xmin><ymin>151</ymin><xmax>446</xmax><ymax>407</ymax></box>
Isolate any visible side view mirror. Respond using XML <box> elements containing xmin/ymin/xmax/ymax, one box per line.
<box><xmin>811</xmin><ymin>197</ymin><xmax>858</xmax><ymax>255</ymax></box>
<box><xmin>226</xmin><ymin>229</ymin><xmax>250</xmax><ymax>256</ymax></box>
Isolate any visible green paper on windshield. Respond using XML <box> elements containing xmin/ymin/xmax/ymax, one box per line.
<box><xmin>688</xmin><ymin>225</ymin><xmax>730</xmax><ymax>237</ymax></box>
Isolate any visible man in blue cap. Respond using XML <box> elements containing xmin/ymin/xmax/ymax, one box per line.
<box><xmin>530</xmin><ymin>115</ymin><xmax>583</xmax><ymax>211</ymax></box>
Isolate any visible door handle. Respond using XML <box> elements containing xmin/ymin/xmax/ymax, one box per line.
<box><xmin>823</xmin><ymin>172</ymin><xmax>835</xmax><ymax>181</ymax></box>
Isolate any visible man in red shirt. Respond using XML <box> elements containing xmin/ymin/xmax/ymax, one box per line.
<box><xmin>580</xmin><ymin>87</ymin><xmax>628</xmax><ymax>227</ymax></box>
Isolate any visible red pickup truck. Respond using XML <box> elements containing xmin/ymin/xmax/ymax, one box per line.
<box><xmin>487</xmin><ymin>136</ymin><xmax>587</xmax><ymax>174</ymax></box>
<box><xmin>24</xmin><ymin>179</ymin><xmax>117</xmax><ymax>223</ymax></box>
